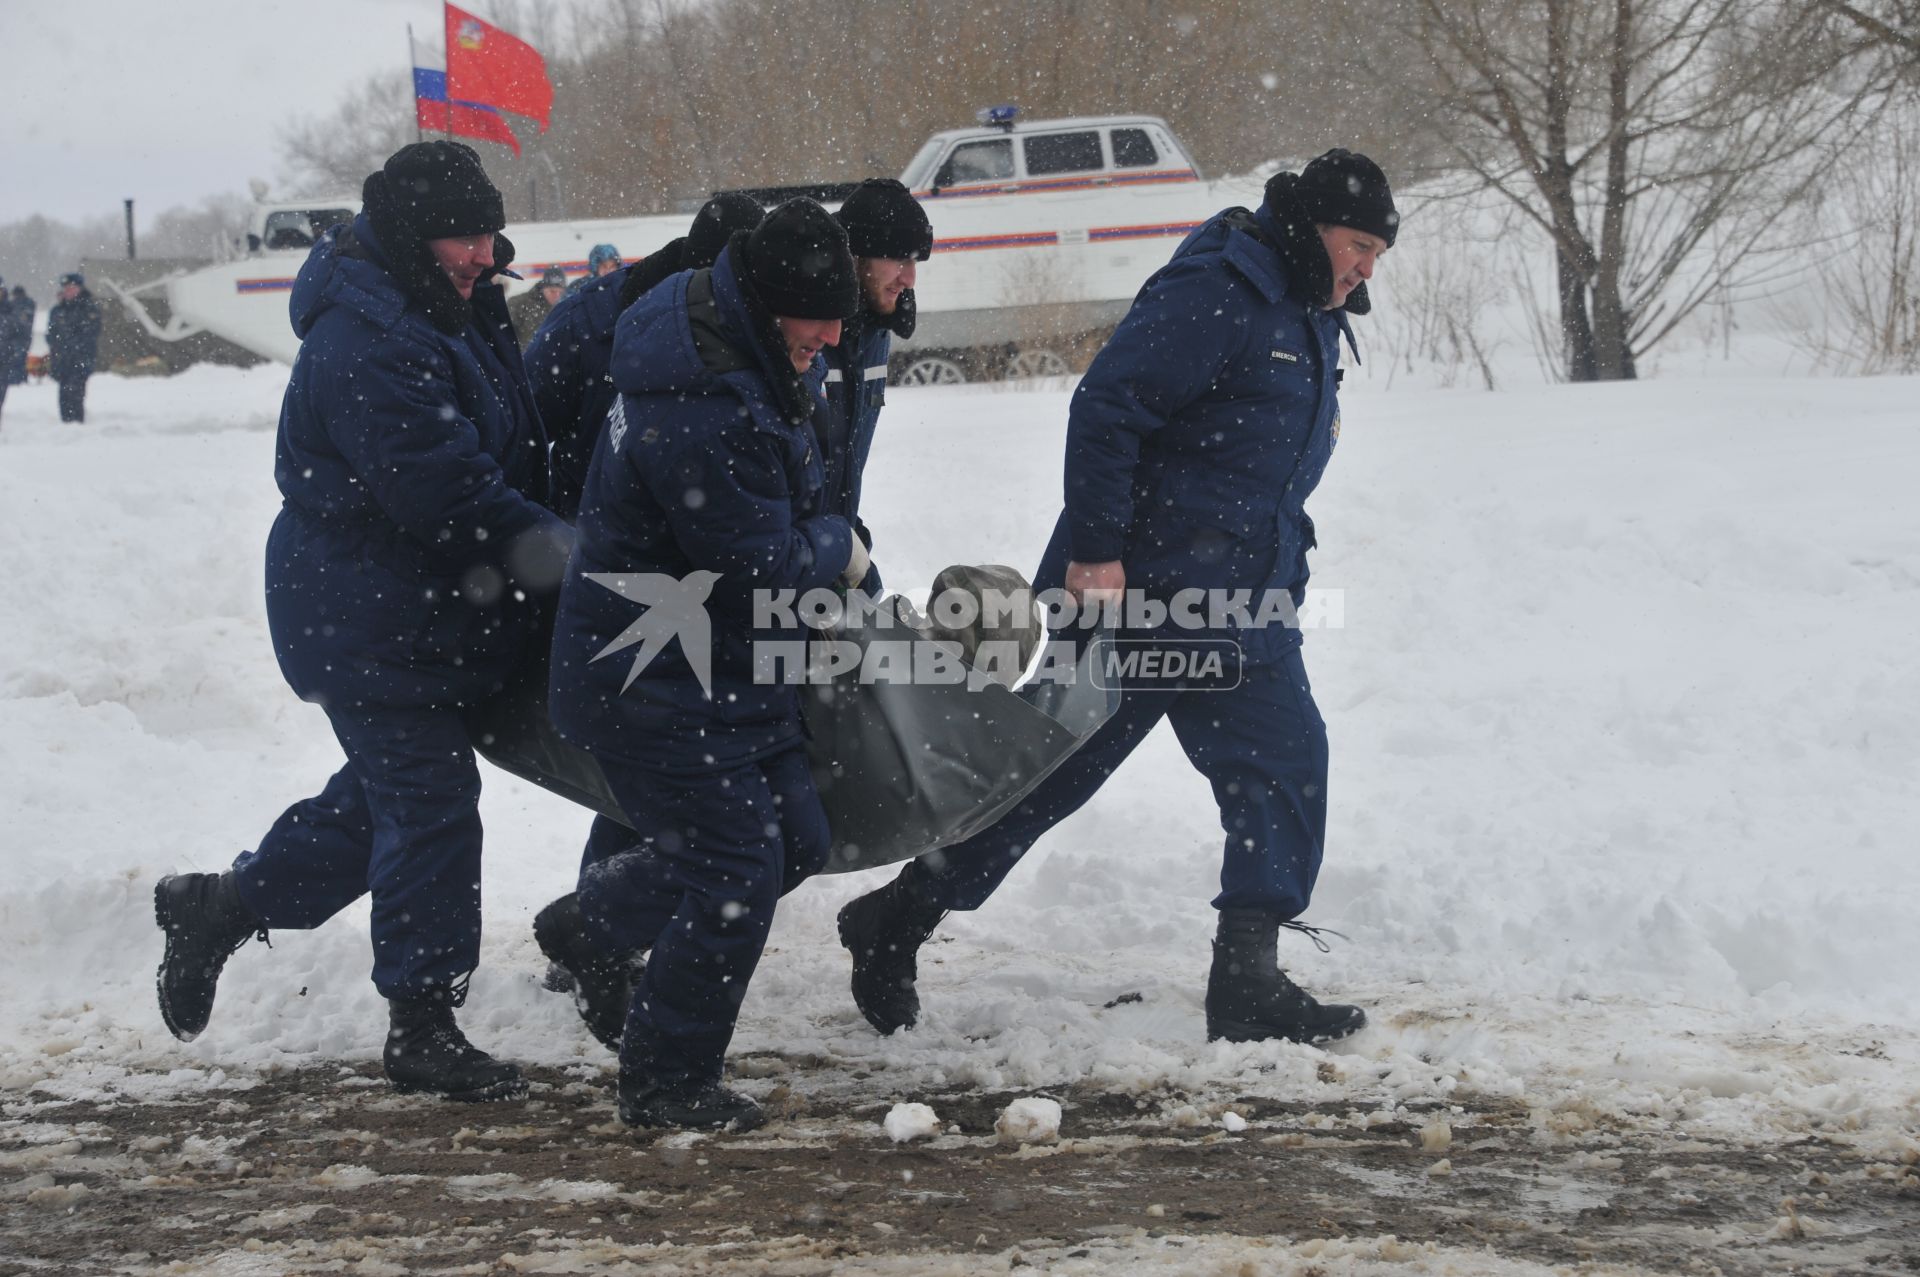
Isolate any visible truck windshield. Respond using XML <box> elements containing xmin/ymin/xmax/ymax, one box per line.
<box><xmin>936</xmin><ymin>139</ymin><xmax>1013</xmax><ymax>186</ymax></box>
<box><xmin>261</xmin><ymin>208</ymin><xmax>352</xmax><ymax>251</ymax></box>
<box><xmin>901</xmin><ymin>138</ymin><xmax>944</xmax><ymax>188</ymax></box>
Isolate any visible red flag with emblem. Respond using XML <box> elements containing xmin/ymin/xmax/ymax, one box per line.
<box><xmin>445</xmin><ymin>3</ymin><xmax>552</xmax><ymax>131</ymax></box>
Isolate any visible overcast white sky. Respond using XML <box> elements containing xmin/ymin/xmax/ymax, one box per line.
<box><xmin>2</xmin><ymin>0</ymin><xmax>449</xmax><ymax>227</ymax></box>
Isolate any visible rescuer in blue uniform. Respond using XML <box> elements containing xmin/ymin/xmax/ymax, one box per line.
<box><xmin>534</xmin><ymin>200</ymin><xmax>868</xmax><ymax>1131</ymax></box>
<box><xmin>524</xmin><ymin>196</ymin><xmax>767</xmax><ymax>968</ymax></box>
<box><xmin>45</xmin><ymin>273</ymin><xmax>101</xmax><ymax>423</ymax></box>
<box><xmin>821</xmin><ymin>178</ymin><xmax>934</xmax><ymax>593</ymax></box>
<box><xmin>837</xmin><ymin>150</ymin><xmax>1399</xmax><ymax>1047</ymax></box>
<box><xmin>152</xmin><ymin>142</ymin><xmax>571</xmax><ymax>1103</ymax></box>
<box><xmin>527</xmin><ymin>192</ymin><xmax>766</xmax><ymax>522</ymax></box>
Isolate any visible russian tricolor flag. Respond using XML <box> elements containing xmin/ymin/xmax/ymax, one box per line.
<box><xmin>413</xmin><ymin>64</ymin><xmax>521</xmax><ymax>156</ymax></box>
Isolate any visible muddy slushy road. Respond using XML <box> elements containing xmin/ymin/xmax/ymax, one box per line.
<box><xmin>4</xmin><ymin>1056</ymin><xmax>1918</xmax><ymax>1275</ymax></box>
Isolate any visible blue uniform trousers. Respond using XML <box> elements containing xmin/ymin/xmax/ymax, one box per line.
<box><xmin>230</xmin><ymin>700</ymin><xmax>487</xmax><ymax>998</ymax></box>
<box><xmin>579</xmin><ymin>813</ymin><xmax>634</xmax><ymax>875</ymax></box>
<box><xmin>578</xmin><ymin>745</ymin><xmax>831</xmax><ymax>1085</ymax></box>
<box><xmin>909</xmin><ymin>644</ymin><xmax>1329</xmax><ymax>917</ymax></box>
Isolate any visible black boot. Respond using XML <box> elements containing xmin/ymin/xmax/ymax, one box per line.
<box><xmin>154</xmin><ymin>871</ymin><xmax>262</xmax><ymax>1042</ymax></box>
<box><xmin>619</xmin><ymin>1071</ymin><xmax>765</xmax><ymax>1132</ymax></box>
<box><xmin>838</xmin><ymin>870</ymin><xmax>947</xmax><ymax>1035</ymax></box>
<box><xmin>1204</xmin><ymin>908</ymin><xmax>1366</xmax><ymax>1045</ymax></box>
<box><xmin>383</xmin><ymin>993</ymin><xmax>528</xmax><ymax>1102</ymax></box>
<box><xmin>533</xmin><ymin>892</ymin><xmax>635</xmax><ymax>1053</ymax></box>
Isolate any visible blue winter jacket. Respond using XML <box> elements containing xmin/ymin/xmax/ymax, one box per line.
<box><xmin>547</xmin><ymin>246</ymin><xmax>859</xmax><ymax>772</ymax></box>
<box><xmin>524</xmin><ymin>263</ymin><xmax>633</xmax><ymax>521</ymax></box>
<box><xmin>819</xmin><ymin>315</ymin><xmax>891</xmax><ymax>591</ymax></box>
<box><xmin>265</xmin><ymin>214</ymin><xmax>569</xmax><ymax>704</ymax></box>
<box><xmin>44</xmin><ymin>290</ymin><xmax>101</xmax><ymax>381</ymax></box>
<box><xmin>1034</xmin><ymin>198</ymin><xmax>1351</xmax><ymax>666</ymax></box>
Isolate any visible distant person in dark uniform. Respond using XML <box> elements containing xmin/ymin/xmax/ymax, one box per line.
<box><xmin>0</xmin><ymin>278</ymin><xmax>21</xmax><ymax>425</ymax></box>
<box><xmin>566</xmin><ymin>242</ymin><xmax>623</xmax><ymax>296</ymax></box>
<box><xmin>152</xmin><ymin>141</ymin><xmax>571</xmax><ymax>1104</ymax></box>
<box><xmin>510</xmin><ymin>266</ymin><xmax>569</xmax><ymax>345</ymax></box>
<box><xmin>45</xmin><ymin>273</ymin><xmax>101</xmax><ymax>423</ymax></box>
<box><xmin>7</xmin><ymin>285</ymin><xmax>36</xmax><ymax>390</ymax></box>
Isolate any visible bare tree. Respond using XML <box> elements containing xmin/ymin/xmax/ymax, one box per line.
<box><xmin>1786</xmin><ymin>113</ymin><xmax>1920</xmax><ymax>372</ymax></box>
<box><xmin>480</xmin><ymin>0</ymin><xmax>1418</xmax><ymax>218</ymax></box>
<box><xmin>1810</xmin><ymin>0</ymin><xmax>1920</xmax><ymax>55</ymax></box>
<box><xmin>1</xmin><ymin>196</ymin><xmax>253</xmax><ymax>289</ymax></box>
<box><xmin>143</xmin><ymin>194</ymin><xmax>255</xmax><ymax>260</ymax></box>
<box><xmin>266</xmin><ymin>0</ymin><xmax>1438</xmax><ymax>236</ymax></box>
<box><xmin>1379</xmin><ymin>0</ymin><xmax>1865</xmax><ymax>381</ymax></box>
<box><xmin>0</xmin><ymin>212</ymin><xmax>123</xmax><ymax>303</ymax></box>
<box><xmin>278</xmin><ymin>70</ymin><xmax>420</xmax><ymax>196</ymax></box>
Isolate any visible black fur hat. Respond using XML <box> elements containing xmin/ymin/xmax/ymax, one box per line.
<box><xmin>835</xmin><ymin>178</ymin><xmax>933</xmax><ymax>262</ymax></box>
<box><xmin>360</xmin><ymin>141</ymin><xmax>513</xmax><ymax>335</ymax></box>
<box><xmin>369</xmin><ymin>141</ymin><xmax>505</xmax><ymax>240</ymax></box>
<box><xmin>1273</xmin><ymin>149</ymin><xmax>1398</xmax><ymax>247</ymax></box>
<box><xmin>613</xmin><ymin>200</ymin><xmax>763</xmax><ymax>311</ymax></box>
<box><xmin>740</xmin><ymin>198</ymin><xmax>859</xmax><ymax>320</ymax></box>
<box><xmin>688</xmin><ymin>192</ymin><xmax>767</xmax><ymax>268</ymax></box>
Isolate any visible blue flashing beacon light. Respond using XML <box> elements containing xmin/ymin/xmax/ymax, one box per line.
<box><xmin>976</xmin><ymin>104</ymin><xmax>1020</xmax><ymax>131</ymax></box>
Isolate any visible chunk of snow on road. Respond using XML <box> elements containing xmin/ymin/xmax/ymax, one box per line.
<box><xmin>996</xmin><ymin>1097</ymin><xmax>1062</xmax><ymax>1145</ymax></box>
<box><xmin>24</xmin><ymin>1180</ymin><xmax>91</xmax><ymax>1208</ymax></box>
<box><xmin>311</xmin><ymin>1163</ymin><xmax>383</xmax><ymax>1188</ymax></box>
<box><xmin>883</xmin><ymin>1102</ymin><xmax>940</xmax><ymax>1142</ymax></box>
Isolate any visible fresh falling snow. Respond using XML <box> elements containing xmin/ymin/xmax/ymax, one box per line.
<box><xmin>2</xmin><ymin>364</ymin><xmax>1917</xmax><ymax>1123</ymax></box>
<box><xmin>1</xmin><ymin>359</ymin><xmax>1917</xmax><ymax>1271</ymax></box>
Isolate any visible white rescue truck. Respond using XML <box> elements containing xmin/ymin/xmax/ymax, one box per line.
<box><xmin>108</xmin><ymin>112</ymin><xmax>1260</xmax><ymax>382</ymax></box>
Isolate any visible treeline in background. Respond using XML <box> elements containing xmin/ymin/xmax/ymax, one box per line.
<box><xmin>3</xmin><ymin>0</ymin><xmax>1915</xmax><ymax>381</ymax></box>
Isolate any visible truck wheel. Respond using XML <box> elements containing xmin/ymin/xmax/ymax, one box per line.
<box><xmin>899</xmin><ymin>357</ymin><xmax>966</xmax><ymax>386</ymax></box>
<box><xmin>1006</xmin><ymin>349</ymin><xmax>1071</xmax><ymax>379</ymax></box>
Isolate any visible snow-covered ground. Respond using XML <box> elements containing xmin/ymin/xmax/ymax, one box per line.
<box><xmin>2</xmin><ymin>363</ymin><xmax>1917</xmax><ymax>1177</ymax></box>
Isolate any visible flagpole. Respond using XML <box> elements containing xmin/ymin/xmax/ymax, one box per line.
<box><xmin>442</xmin><ymin>1</ymin><xmax>454</xmax><ymax>141</ymax></box>
<box><xmin>406</xmin><ymin>23</ymin><xmax>423</xmax><ymax>143</ymax></box>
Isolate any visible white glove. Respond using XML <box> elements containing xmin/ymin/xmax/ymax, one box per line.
<box><xmin>842</xmin><ymin>534</ymin><xmax>872</xmax><ymax>587</ymax></box>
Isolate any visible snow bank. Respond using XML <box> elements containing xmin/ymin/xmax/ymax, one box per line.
<box><xmin>1</xmin><ymin>364</ymin><xmax>1916</xmax><ymax>1146</ymax></box>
